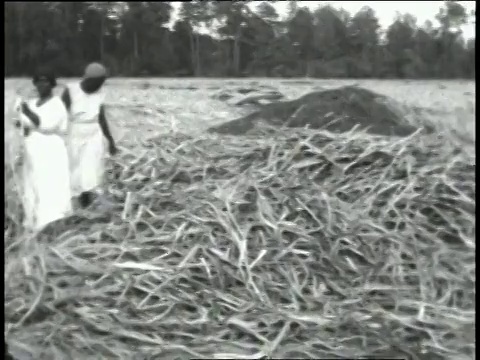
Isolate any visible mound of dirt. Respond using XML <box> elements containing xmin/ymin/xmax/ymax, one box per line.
<box><xmin>208</xmin><ymin>85</ymin><xmax>420</xmax><ymax>137</ymax></box>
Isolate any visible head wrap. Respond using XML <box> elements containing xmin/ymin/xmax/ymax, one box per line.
<box><xmin>84</xmin><ymin>62</ymin><xmax>107</xmax><ymax>79</ymax></box>
<box><xmin>32</xmin><ymin>67</ymin><xmax>57</xmax><ymax>87</ymax></box>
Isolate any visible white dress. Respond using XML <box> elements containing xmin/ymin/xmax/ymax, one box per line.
<box><xmin>66</xmin><ymin>82</ymin><xmax>106</xmax><ymax>197</ymax></box>
<box><xmin>18</xmin><ymin>97</ymin><xmax>72</xmax><ymax>232</ymax></box>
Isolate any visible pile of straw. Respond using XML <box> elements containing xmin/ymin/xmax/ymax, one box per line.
<box><xmin>5</xmin><ymin>126</ymin><xmax>475</xmax><ymax>359</ymax></box>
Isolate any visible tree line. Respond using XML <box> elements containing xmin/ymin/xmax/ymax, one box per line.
<box><xmin>4</xmin><ymin>1</ymin><xmax>475</xmax><ymax>79</ymax></box>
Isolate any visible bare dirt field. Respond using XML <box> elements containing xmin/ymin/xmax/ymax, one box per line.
<box><xmin>4</xmin><ymin>78</ymin><xmax>475</xmax><ymax>359</ymax></box>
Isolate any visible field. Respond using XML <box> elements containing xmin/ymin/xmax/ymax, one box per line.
<box><xmin>4</xmin><ymin>78</ymin><xmax>476</xmax><ymax>359</ymax></box>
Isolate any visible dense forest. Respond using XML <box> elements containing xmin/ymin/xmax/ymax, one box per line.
<box><xmin>4</xmin><ymin>1</ymin><xmax>476</xmax><ymax>79</ymax></box>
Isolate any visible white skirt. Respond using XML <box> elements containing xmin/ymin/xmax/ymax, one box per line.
<box><xmin>23</xmin><ymin>132</ymin><xmax>72</xmax><ymax>231</ymax></box>
<box><xmin>68</xmin><ymin>124</ymin><xmax>106</xmax><ymax>197</ymax></box>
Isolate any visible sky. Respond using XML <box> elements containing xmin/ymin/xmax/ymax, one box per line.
<box><xmin>170</xmin><ymin>1</ymin><xmax>476</xmax><ymax>39</ymax></box>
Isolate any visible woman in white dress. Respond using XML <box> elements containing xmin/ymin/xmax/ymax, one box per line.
<box><xmin>15</xmin><ymin>70</ymin><xmax>72</xmax><ymax>232</ymax></box>
<box><xmin>61</xmin><ymin>62</ymin><xmax>117</xmax><ymax>208</ymax></box>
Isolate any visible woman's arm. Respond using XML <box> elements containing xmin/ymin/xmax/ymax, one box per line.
<box><xmin>61</xmin><ymin>87</ymin><xmax>72</xmax><ymax>111</ymax></box>
<box><xmin>21</xmin><ymin>98</ymin><xmax>68</xmax><ymax>134</ymax></box>
<box><xmin>20</xmin><ymin>102</ymin><xmax>40</xmax><ymax>127</ymax></box>
<box><xmin>98</xmin><ymin>104</ymin><xmax>117</xmax><ymax>155</ymax></box>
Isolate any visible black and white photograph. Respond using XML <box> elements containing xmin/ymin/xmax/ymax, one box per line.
<box><xmin>4</xmin><ymin>1</ymin><xmax>475</xmax><ymax>359</ymax></box>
